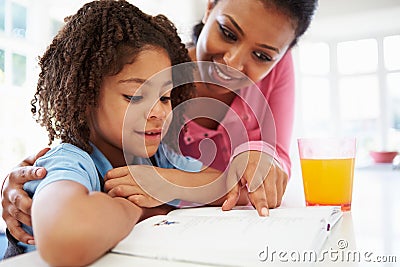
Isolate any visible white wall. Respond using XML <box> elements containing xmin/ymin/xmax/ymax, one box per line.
<box><xmin>131</xmin><ymin>0</ymin><xmax>207</xmax><ymax>43</ymax></box>
<box><xmin>44</xmin><ymin>0</ymin><xmax>400</xmax><ymax>43</ymax></box>
<box><xmin>44</xmin><ymin>0</ymin><xmax>207</xmax><ymax>44</ymax></box>
<box><xmin>304</xmin><ymin>0</ymin><xmax>400</xmax><ymax>41</ymax></box>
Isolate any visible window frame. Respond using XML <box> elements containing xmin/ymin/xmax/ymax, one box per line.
<box><xmin>294</xmin><ymin>33</ymin><xmax>400</xmax><ymax>166</ymax></box>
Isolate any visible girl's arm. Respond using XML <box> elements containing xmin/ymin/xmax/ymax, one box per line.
<box><xmin>153</xmin><ymin>166</ymin><xmax>226</xmax><ymax>204</ymax></box>
<box><xmin>32</xmin><ymin>180</ymin><xmax>142</xmax><ymax>267</ymax></box>
<box><xmin>105</xmin><ymin>165</ymin><xmax>249</xmax><ymax>207</ymax></box>
<box><xmin>155</xmin><ymin>167</ymin><xmax>250</xmax><ymax>206</ymax></box>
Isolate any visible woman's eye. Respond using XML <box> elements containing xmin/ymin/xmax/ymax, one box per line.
<box><xmin>253</xmin><ymin>51</ymin><xmax>272</xmax><ymax>62</ymax></box>
<box><xmin>218</xmin><ymin>24</ymin><xmax>237</xmax><ymax>42</ymax></box>
<box><xmin>160</xmin><ymin>96</ymin><xmax>171</xmax><ymax>103</ymax></box>
<box><xmin>124</xmin><ymin>95</ymin><xmax>143</xmax><ymax>103</ymax></box>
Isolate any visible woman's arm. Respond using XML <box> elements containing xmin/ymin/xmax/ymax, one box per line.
<box><xmin>32</xmin><ymin>180</ymin><xmax>141</xmax><ymax>267</ymax></box>
<box><xmin>222</xmin><ymin>51</ymin><xmax>294</xmax><ymax>215</ymax></box>
<box><xmin>264</xmin><ymin>50</ymin><xmax>295</xmax><ymax>178</ymax></box>
<box><xmin>1</xmin><ymin>148</ymin><xmax>50</xmax><ymax>244</ymax></box>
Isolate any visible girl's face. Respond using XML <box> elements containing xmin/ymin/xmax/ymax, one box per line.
<box><xmin>89</xmin><ymin>48</ymin><xmax>173</xmax><ymax>164</ymax></box>
<box><xmin>196</xmin><ymin>0</ymin><xmax>295</xmax><ymax>94</ymax></box>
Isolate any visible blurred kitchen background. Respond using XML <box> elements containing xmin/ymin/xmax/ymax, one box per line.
<box><xmin>0</xmin><ymin>0</ymin><xmax>399</xmax><ymax>180</ymax></box>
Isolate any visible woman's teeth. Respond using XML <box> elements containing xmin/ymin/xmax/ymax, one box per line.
<box><xmin>215</xmin><ymin>65</ymin><xmax>232</xmax><ymax>80</ymax></box>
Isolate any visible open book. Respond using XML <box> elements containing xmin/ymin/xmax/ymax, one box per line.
<box><xmin>112</xmin><ymin>206</ymin><xmax>342</xmax><ymax>266</ymax></box>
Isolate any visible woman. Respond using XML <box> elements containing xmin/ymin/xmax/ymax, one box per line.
<box><xmin>2</xmin><ymin>0</ymin><xmax>318</xmax><ymax>245</ymax></box>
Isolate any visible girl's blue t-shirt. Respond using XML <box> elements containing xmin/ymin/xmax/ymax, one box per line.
<box><xmin>20</xmin><ymin>142</ymin><xmax>203</xmax><ymax>253</ymax></box>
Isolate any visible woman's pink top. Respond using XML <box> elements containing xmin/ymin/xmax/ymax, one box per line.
<box><xmin>179</xmin><ymin>51</ymin><xmax>295</xmax><ymax>178</ymax></box>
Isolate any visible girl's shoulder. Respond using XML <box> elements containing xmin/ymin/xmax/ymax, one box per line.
<box><xmin>37</xmin><ymin>143</ymin><xmax>92</xmax><ymax>164</ymax></box>
<box><xmin>30</xmin><ymin>143</ymin><xmax>100</xmax><ymax>194</ymax></box>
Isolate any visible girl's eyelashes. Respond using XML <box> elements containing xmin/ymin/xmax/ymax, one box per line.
<box><xmin>123</xmin><ymin>94</ymin><xmax>171</xmax><ymax>104</ymax></box>
<box><xmin>123</xmin><ymin>94</ymin><xmax>143</xmax><ymax>103</ymax></box>
<box><xmin>218</xmin><ymin>23</ymin><xmax>237</xmax><ymax>42</ymax></box>
<box><xmin>160</xmin><ymin>96</ymin><xmax>171</xmax><ymax>103</ymax></box>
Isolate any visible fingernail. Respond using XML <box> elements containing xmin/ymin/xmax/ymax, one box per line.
<box><xmin>222</xmin><ymin>199</ymin><xmax>228</xmax><ymax>207</ymax></box>
<box><xmin>28</xmin><ymin>239</ymin><xmax>35</xmax><ymax>245</ymax></box>
<box><xmin>261</xmin><ymin>207</ymin><xmax>269</xmax><ymax>216</ymax></box>
<box><xmin>36</xmin><ymin>168</ymin><xmax>44</xmax><ymax>177</ymax></box>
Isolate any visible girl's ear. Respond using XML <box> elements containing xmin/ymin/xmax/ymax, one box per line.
<box><xmin>202</xmin><ymin>0</ymin><xmax>217</xmax><ymax>24</ymax></box>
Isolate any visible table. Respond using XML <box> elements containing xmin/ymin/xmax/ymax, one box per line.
<box><xmin>0</xmin><ymin>163</ymin><xmax>399</xmax><ymax>266</ymax></box>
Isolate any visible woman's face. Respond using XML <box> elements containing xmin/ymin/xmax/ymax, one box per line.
<box><xmin>196</xmin><ymin>0</ymin><xmax>295</xmax><ymax>94</ymax></box>
<box><xmin>89</xmin><ymin>48</ymin><xmax>173</xmax><ymax>164</ymax></box>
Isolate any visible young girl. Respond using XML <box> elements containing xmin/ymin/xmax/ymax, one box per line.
<box><xmin>4</xmin><ymin>1</ymin><xmax>222</xmax><ymax>265</ymax></box>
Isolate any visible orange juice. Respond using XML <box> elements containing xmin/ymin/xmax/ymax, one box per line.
<box><xmin>300</xmin><ymin>158</ymin><xmax>355</xmax><ymax>211</ymax></box>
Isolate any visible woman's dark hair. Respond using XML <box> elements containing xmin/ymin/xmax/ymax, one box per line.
<box><xmin>192</xmin><ymin>0</ymin><xmax>318</xmax><ymax>48</ymax></box>
<box><xmin>31</xmin><ymin>0</ymin><xmax>195</xmax><ymax>153</ymax></box>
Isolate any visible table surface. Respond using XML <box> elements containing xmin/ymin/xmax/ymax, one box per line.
<box><xmin>0</xmin><ymin>163</ymin><xmax>399</xmax><ymax>267</ymax></box>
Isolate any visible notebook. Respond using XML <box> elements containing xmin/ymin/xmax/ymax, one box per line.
<box><xmin>112</xmin><ymin>206</ymin><xmax>342</xmax><ymax>266</ymax></box>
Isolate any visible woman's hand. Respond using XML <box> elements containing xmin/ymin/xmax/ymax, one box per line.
<box><xmin>1</xmin><ymin>148</ymin><xmax>50</xmax><ymax>244</ymax></box>
<box><xmin>104</xmin><ymin>165</ymin><xmax>166</xmax><ymax>208</ymax></box>
<box><xmin>222</xmin><ymin>151</ymin><xmax>288</xmax><ymax>216</ymax></box>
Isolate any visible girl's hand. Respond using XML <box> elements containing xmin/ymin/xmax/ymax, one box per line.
<box><xmin>104</xmin><ymin>165</ymin><xmax>168</xmax><ymax>208</ymax></box>
<box><xmin>1</xmin><ymin>148</ymin><xmax>50</xmax><ymax>244</ymax></box>
<box><xmin>139</xmin><ymin>204</ymin><xmax>176</xmax><ymax>222</ymax></box>
<box><xmin>222</xmin><ymin>151</ymin><xmax>288</xmax><ymax>216</ymax></box>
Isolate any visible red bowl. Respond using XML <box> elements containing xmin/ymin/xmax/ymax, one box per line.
<box><xmin>369</xmin><ymin>151</ymin><xmax>398</xmax><ymax>163</ymax></box>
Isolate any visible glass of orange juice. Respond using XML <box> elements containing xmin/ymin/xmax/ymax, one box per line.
<box><xmin>297</xmin><ymin>137</ymin><xmax>356</xmax><ymax>211</ymax></box>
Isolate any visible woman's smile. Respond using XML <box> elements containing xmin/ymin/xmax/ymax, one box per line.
<box><xmin>205</xmin><ymin>61</ymin><xmax>250</xmax><ymax>92</ymax></box>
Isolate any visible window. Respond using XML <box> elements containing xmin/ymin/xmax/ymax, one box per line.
<box><xmin>337</xmin><ymin>39</ymin><xmax>378</xmax><ymax>75</ymax></box>
<box><xmin>384</xmin><ymin>35</ymin><xmax>400</xmax><ymax>71</ymax></box>
<box><xmin>339</xmin><ymin>75</ymin><xmax>380</xmax><ymax>159</ymax></box>
<box><xmin>51</xmin><ymin>18</ymin><xmax>63</xmax><ymax>37</ymax></box>
<box><xmin>11</xmin><ymin>52</ymin><xmax>25</xmax><ymax>86</ymax></box>
<box><xmin>339</xmin><ymin>75</ymin><xmax>379</xmax><ymax>121</ymax></box>
<box><xmin>297</xmin><ymin>41</ymin><xmax>332</xmax><ymax>138</ymax></box>
<box><xmin>296</xmin><ymin>35</ymin><xmax>400</xmax><ymax>166</ymax></box>
<box><xmin>387</xmin><ymin>73</ymin><xmax>400</xmax><ymax>130</ymax></box>
<box><xmin>11</xmin><ymin>2</ymin><xmax>26</xmax><ymax>38</ymax></box>
<box><xmin>384</xmin><ymin>35</ymin><xmax>400</xmax><ymax>150</ymax></box>
<box><xmin>0</xmin><ymin>0</ymin><xmax>5</xmax><ymax>31</ymax></box>
<box><xmin>0</xmin><ymin>0</ymin><xmax>43</xmax><ymax>180</ymax></box>
<box><xmin>0</xmin><ymin>49</ymin><xmax>4</xmax><ymax>85</ymax></box>
<box><xmin>387</xmin><ymin>73</ymin><xmax>400</xmax><ymax>150</ymax></box>
<box><xmin>300</xmin><ymin>77</ymin><xmax>331</xmax><ymax>136</ymax></box>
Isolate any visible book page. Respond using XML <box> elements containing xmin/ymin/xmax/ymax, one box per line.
<box><xmin>169</xmin><ymin>206</ymin><xmax>342</xmax><ymax>225</ymax></box>
<box><xmin>113</xmin><ymin>206</ymin><xmax>341</xmax><ymax>266</ymax></box>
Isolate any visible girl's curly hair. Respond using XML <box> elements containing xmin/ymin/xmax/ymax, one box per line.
<box><xmin>31</xmin><ymin>0</ymin><xmax>195</xmax><ymax>153</ymax></box>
